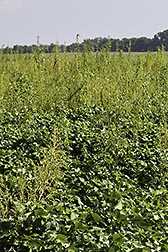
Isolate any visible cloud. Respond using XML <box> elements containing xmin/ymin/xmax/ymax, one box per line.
<box><xmin>0</xmin><ymin>0</ymin><xmax>23</xmax><ymax>10</ymax></box>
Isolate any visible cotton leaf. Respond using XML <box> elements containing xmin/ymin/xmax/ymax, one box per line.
<box><xmin>114</xmin><ymin>201</ymin><xmax>123</xmax><ymax>210</ymax></box>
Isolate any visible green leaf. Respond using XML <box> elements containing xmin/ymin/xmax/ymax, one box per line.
<box><xmin>56</xmin><ymin>234</ymin><xmax>70</xmax><ymax>248</ymax></box>
<box><xmin>68</xmin><ymin>245</ymin><xmax>77</xmax><ymax>251</ymax></box>
<box><xmin>80</xmin><ymin>211</ymin><xmax>89</xmax><ymax>219</ymax></box>
<box><xmin>164</xmin><ymin>244</ymin><xmax>168</xmax><ymax>251</ymax></box>
<box><xmin>13</xmin><ymin>201</ymin><xmax>25</xmax><ymax>213</ymax></box>
<box><xmin>79</xmin><ymin>177</ymin><xmax>85</xmax><ymax>183</ymax></box>
<box><xmin>112</xmin><ymin>232</ymin><xmax>126</xmax><ymax>247</ymax></box>
<box><xmin>70</xmin><ymin>211</ymin><xmax>78</xmax><ymax>220</ymax></box>
<box><xmin>114</xmin><ymin>201</ymin><xmax>123</xmax><ymax>210</ymax></box>
<box><xmin>91</xmin><ymin>212</ymin><xmax>104</xmax><ymax>223</ymax></box>
<box><xmin>112</xmin><ymin>233</ymin><xmax>121</xmax><ymax>242</ymax></box>
<box><xmin>23</xmin><ymin>235</ymin><xmax>42</xmax><ymax>249</ymax></box>
<box><xmin>74</xmin><ymin>220</ymin><xmax>88</xmax><ymax>231</ymax></box>
<box><xmin>145</xmin><ymin>241</ymin><xmax>153</xmax><ymax>248</ymax></box>
<box><xmin>57</xmin><ymin>234</ymin><xmax>68</xmax><ymax>243</ymax></box>
<box><xmin>153</xmin><ymin>214</ymin><xmax>160</xmax><ymax>221</ymax></box>
<box><xmin>34</xmin><ymin>208</ymin><xmax>49</xmax><ymax>217</ymax></box>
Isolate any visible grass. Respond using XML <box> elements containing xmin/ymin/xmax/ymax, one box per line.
<box><xmin>0</xmin><ymin>47</ymin><xmax>167</xmax><ymax>251</ymax></box>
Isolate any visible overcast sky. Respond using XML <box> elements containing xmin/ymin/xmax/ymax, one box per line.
<box><xmin>0</xmin><ymin>0</ymin><xmax>168</xmax><ymax>46</ymax></box>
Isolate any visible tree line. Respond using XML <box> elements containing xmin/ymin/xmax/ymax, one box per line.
<box><xmin>2</xmin><ymin>29</ymin><xmax>168</xmax><ymax>54</ymax></box>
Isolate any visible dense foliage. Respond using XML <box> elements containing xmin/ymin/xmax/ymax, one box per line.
<box><xmin>0</xmin><ymin>48</ymin><xmax>167</xmax><ymax>251</ymax></box>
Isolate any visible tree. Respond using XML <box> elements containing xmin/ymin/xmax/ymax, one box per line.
<box><xmin>154</xmin><ymin>30</ymin><xmax>168</xmax><ymax>50</ymax></box>
<box><xmin>131</xmin><ymin>37</ymin><xmax>150</xmax><ymax>52</ymax></box>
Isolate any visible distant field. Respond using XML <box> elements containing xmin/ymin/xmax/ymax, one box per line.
<box><xmin>0</xmin><ymin>49</ymin><xmax>167</xmax><ymax>251</ymax></box>
<box><xmin>1</xmin><ymin>49</ymin><xmax>168</xmax><ymax>110</ymax></box>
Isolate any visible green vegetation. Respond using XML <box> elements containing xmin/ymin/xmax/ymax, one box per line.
<box><xmin>0</xmin><ymin>47</ymin><xmax>167</xmax><ymax>251</ymax></box>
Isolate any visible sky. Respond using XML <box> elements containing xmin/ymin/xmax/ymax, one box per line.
<box><xmin>0</xmin><ymin>0</ymin><xmax>168</xmax><ymax>47</ymax></box>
